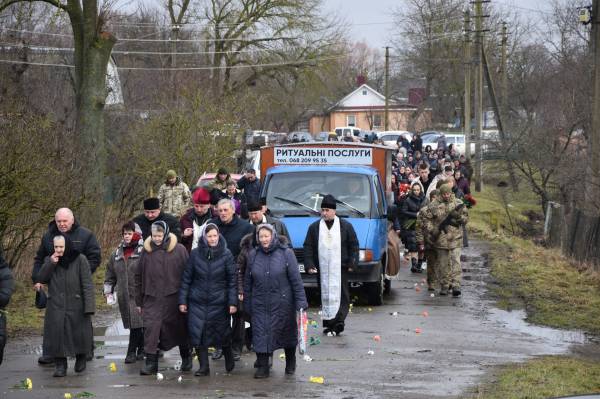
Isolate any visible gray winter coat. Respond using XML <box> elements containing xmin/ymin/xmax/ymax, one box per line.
<box><xmin>104</xmin><ymin>239</ymin><xmax>144</xmax><ymax>329</ymax></box>
<box><xmin>37</xmin><ymin>254</ymin><xmax>95</xmax><ymax>357</ymax></box>
<box><xmin>244</xmin><ymin>228</ymin><xmax>308</xmax><ymax>353</ymax></box>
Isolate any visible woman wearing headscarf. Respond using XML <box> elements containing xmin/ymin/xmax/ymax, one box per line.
<box><xmin>36</xmin><ymin>234</ymin><xmax>95</xmax><ymax>377</ymax></box>
<box><xmin>244</xmin><ymin>224</ymin><xmax>308</xmax><ymax>379</ymax></box>
<box><xmin>179</xmin><ymin>223</ymin><xmax>238</xmax><ymax>376</ymax></box>
<box><xmin>400</xmin><ymin>183</ymin><xmax>428</xmax><ymax>273</ymax></box>
<box><xmin>135</xmin><ymin>221</ymin><xmax>190</xmax><ymax>375</ymax></box>
<box><xmin>104</xmin><ymin>221</ymin><xmax>145</xmax><ymax>363</ymax></box>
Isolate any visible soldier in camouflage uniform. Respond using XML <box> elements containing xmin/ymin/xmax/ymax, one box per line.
<box><xmin>158</xmin><ymin>170</ymin><xmax>192</xmax><ymax>217</ymax></box>
<box><xmin>428</xmin><ymin>184</ymin><xmax>468</xmax><ymax>297</ymax></box>
<box><xmin>415</xmin><ymin>190</ymin><xmax>439</xmax><ymax>292</ymax></box>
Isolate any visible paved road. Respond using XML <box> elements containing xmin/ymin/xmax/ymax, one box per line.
<box><xmin>0</xmin><ymin>240</ymin><xmax>589</xmax><ymax>398</ymax></box>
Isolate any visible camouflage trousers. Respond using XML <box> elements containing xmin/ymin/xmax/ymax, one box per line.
<box><xmin>424</xmin><ymin>249</ymin><xmax>438</xmax><ymax>289</ymax></box>
<box><xmin>436</xmin><ymin>247</ymin><xmax>462</xmax><ymax>290</ymax></box>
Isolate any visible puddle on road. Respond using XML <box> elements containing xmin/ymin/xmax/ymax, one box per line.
<box><xmin>488</xmin><ymin>307</ymin><xmax>586</xmax><ymax>346</ymax></box>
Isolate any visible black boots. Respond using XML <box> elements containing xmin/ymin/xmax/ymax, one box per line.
<box><xmin>284</xmin><ymin>347</ymin><xmax>296</xmax><ymax>375</ymax></box>
<box><xmin>223</xmin><ymin>346</ymin><xmax>235</xmax><ymax>373</ymax></box>
<box><xmin>179</xmin><ymin>346</ymin><xmax>192</xmax><ymax>372</ymax></box>
<box><xmin>74</xmin><ymin>354</ymin><xmax>86</xmax><ymax>373</ymax></box>
<box><xmin>126</xmin><ymin>328</ymin><xmax>144</xmax><ymax>363</ymax></box>
<box><xmin>410</xmin><ymin>258</ymin><xmax>422</xmax><ymax>273</ymax></box>
<box><xmin>140</xmin><ymin>353</ymin><xmax>158</xmax><ymax>375</ymax></box>
<box><xmin>452</xmin><ymin>288</ymin><xmax>462</xmax><ymax>297</ymax></box>
<box><xmin>194</xmin><ymin>347</ymin><xmax>210</xmax><ymax>376</ymax></box>
<box><xmin>38</xmin><ymin>355</ymin><xmax>54</xmax><ymax>366</ymax></box>
<box><xmin>53</xmin><ymin>357</ymin><xmax>67</xmax><ymax>377</ymax></box>
<box><xmin>254</xmin><ymin>353</ymin><xmax>270</xmax><ymax>378</ymax></box>
<box><xmin>211</xmin><ymin>348</ymin><xmax>223</xmax><ymax>360</ymax></box>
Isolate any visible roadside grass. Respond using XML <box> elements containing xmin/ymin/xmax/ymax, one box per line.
<box><xmin>468</xmin><ymin>185</ymin><xmax>600</xmax><ymax>334</ymax></box>
<box><xmin>6</xmin><ymin>264</ymin><xmax>111</xmax><ymax>338</ymax></box>
<box><xmin>474</xmin><ymin>356</ymin><xmax>600</xmax><ymax>399</ymax></box>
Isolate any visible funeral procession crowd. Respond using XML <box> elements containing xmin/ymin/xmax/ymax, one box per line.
<box><xmin>0</xmin><ymin>134</ymin><xmax>471</xmax><ymax>383</ymax></box>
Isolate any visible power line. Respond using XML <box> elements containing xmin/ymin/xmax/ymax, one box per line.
<box><xmin>0</xmin><ymin>54</ymin><xmax>346</xmax><ymax>70</ymax></box>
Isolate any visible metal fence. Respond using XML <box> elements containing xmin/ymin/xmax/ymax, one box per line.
<box><xmin>544</xmin><ymin>202</ymin><xmax>600</xmax><ymax>269</ymax></box>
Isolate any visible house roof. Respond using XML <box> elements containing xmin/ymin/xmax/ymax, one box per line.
<box><xmin>331</xmin><ymin>84</ymin><xmax>398</xmax><ymax>110</ymax></box>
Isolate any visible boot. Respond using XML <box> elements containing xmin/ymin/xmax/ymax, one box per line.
<box><xmin>211</xmin><ymin>348</ymin><xmax>223</xmax><ymax>360</ymax></box>
<box><xmin>254</xmin><ymin>353</ymin><xmax>270</xmax><ymax>379</ymax></box>
<box><xmin>284</xmin><ymin>347</ymin><xmax>296</xmax><ymax>375</ymax></box>
<box><xmin>125</xmin><ymin>331</ymin><xmax>138</xmax><ymax>364</ymax></box>
<box><xmin>410</xmin><ymin>258</ymin><xmax>422</xmax><ymax>273</ymax></box>
<box><xmin>74</xmin><ymin>354</ymin><xmax>87</xmax><ymax>373</ymax></box>
<box><xmin>223</xmin><ymin>346</ymin><xmax>235</xmax><ymax>373</ymax></box>
<box><xmin>53</xmin><ymin>357</ymin><xmax>67</xmax><ymax>377</ymax></box>
<box><xmin>179</xmin><ymin>346</ymin><xmax>192</xmax><ymax>372</ymax></box>
<box><xmin>439</xmin><ymin>287</ymin><xmax>448</xmax><ymax>296</ymax></box>
<box><xmin>140</xmin><ymin>353</ymin><xmax>158</xmax><ymax>375</ymax></box>
<box><xmin>194</xmin><ymin>347</ymin><xmax>210</xmax><ymax>376</ymax></box>
<box><xmin>452</xmin><ymin>288</ymin><xmax>462</xmax><ymax>297</ymax></box>
<box><xmin>38</xmin><ymin>355</ymin><xmax>54</xmax><ymax>366</ymax></box>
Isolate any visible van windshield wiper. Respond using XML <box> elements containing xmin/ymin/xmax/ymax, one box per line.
<box><xmin>315</xmin><ymin>193</ymin><xmax>365</xmax><ymax>217</ymax></box>
<box><xmin>274</xmin><ymin>196</ymin><xmax>320</xmax><ymax>215</ymax></box>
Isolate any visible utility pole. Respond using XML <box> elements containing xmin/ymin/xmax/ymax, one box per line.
<box><xmin>473</xmin><ymin>0</ymin><xmax>488</xmax><ymax>192</ymax></box>
<box><xmin>500</xmin><ymin>21</ymin><xmax>508</xmax><ymax>115</ymax></box>
<box><xmin>171</xmin><ymin>24</ymin><xmax>180</xmax><ymax>101</ymax></box>
<box><xmin>591</xmin><ymin>0</ymin><xmax>600</xmax><ymax>203</ymax></box>
<box><xmin>464</xmin><ymin>9</ymin><xmax>472</xmax><ymax>159</ymax></box>
<box><xmin>384</xmin><ymin>46</ymin><xmax>390</xmax><ymax>131</ymax></box>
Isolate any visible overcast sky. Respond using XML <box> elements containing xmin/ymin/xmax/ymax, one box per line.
<box><xmin>322</xmin><ymin>0</ymin><xmax>555</xmax><ymax>47</ymax></box>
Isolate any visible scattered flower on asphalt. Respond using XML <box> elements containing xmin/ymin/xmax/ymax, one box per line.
<box><xmin>156</xmin><ymin>372</ymin><xmax>164</xmax><ymax>381</ymax></box>
<box><xmin>303</xmin><ymin>354</ymin><xmax>313</xmax><ymax>362</ymax></box>
<box><xmin>415</xmin><ymin>328</ymin><xmax>422</xmax><ymax>334</ymax></box>
<box><xmin>373</xmin><ymin>335</ymin><xmax>381</xmax><ymax>342</ymax></box>
<box><xmin>367</xmin><ymin>350</ymin><xmax>374</xmax><ymax>355</ymax></box>
<box><xmin>108</xmin><ymin>362</ymin><xmax>117</xmax><ymax>372</ymax></box>
<box><xmin>422</xmin><ymin>311</ymin><xmax>429</xmax><ymax>317</ymax></box>
<box><xmin>309</xmin><ymin>376</ymin><xmax>324</xmax><ymax>384</ymax></box>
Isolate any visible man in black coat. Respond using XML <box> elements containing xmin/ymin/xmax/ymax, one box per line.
<box><xmin>132</xmin><ymin>197</ymin><xmax>182</xmax><ymax>241</ymax></box>
<box><xmin>31</xmin><ymin>208</ymin><xmax>101</xmax><ymax>365</ymax></box>
<box><xmin>236</xmin><ymin>169</ymin><xmax>261</xmax><ymax>204</ymax></box>
<box><xmin>0</xmin><ymin>248</ymin><xmax>15</xmax><ymax>365</ymax></box>
<box><xmin>210</xmin><ymin>198</ymin><xmax>254</xmax><ymax>360</ymax></box>
<box><xmin>303</xmin><ymin>195</ymin><xmax>359</xmax><ymax>336</ymax></box>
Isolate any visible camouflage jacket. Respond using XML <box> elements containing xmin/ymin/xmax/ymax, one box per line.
<box><xmin>420</xmin><ymin>195</ymin><xmax>468</xmax><ymax>250</ymax></box>
<box><xmin>158</xmin><ymin>178</ymin><xmax>192</xmax><ymax>217</ymax></box>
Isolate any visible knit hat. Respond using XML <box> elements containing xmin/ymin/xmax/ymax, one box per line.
<box><xmin>320</xmin><ymin>194</ymin><xmax>337</xmax><ymax>210</ymax></box>
<box><xmin>247</xmin><ymin>199</ymin><xmax>262</xmax><ymax>212</ymax></box>
<box><xmin>439</xmin><ymin>184</ymin><xmax>452</xmax><ymax>195</ymax></box>
<box><xmin>143</xmin><ymin>197</ymin><xmax>160</xmax><ymax>210</ymax></box>
<box><xmin>217</xmin><ymin>167</ymin><xmax>228</xmax><ymax>176</ymax></box>
<box><xmin>166</xmin><ymin>169</ymin><xmax>177</xmax><ymax>179</ymax></box>
<box><xmin>192</xmin><ymin>188</ymin><xmax>211</xmax><ymax>205</ymax></box>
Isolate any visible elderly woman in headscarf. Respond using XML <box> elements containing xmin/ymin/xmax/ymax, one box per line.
<box><xmin>244</xmin><ymin>224</ymin><xmax>308</xmax><ymax>379</ymax></box>
<box><xmin>135</xmin><ymin>221</ymin><xmax>190</xmax><ymax>375</ymax></box>
<box><xmin>179</xmin><ymin>223</ymin><xmax>238</xmax><ymax>377</ymax></box>
<box><xmin>36</xmin><ymin>234</ymin><xmax>95</xmax><ymax>377</ymax></box>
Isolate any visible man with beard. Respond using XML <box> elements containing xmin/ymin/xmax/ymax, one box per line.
<box><xmin>180</xmin><ymin>188</ymin><xmax>213</xmax><ymax>253</ymax></box>
<box><xmin>303</xmin><ymin>195</ymin><xmax>359</xmax><ymax>336</ymax></box>
<box><xmin>133</xmin><ymin>197</ymin><xmax>181</xmax><ymax>241</ymax></box>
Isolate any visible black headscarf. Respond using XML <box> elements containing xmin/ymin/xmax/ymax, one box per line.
<box><xmin>54</xmin><ymin>234</ymin><xmax>80</xmax><ymax>267</ymax></box>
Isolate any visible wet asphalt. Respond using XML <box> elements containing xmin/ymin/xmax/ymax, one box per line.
<box><xmin>0</xmin><ymin>239</ymin><xmax>592</xmax><ymax>398</ymax></box>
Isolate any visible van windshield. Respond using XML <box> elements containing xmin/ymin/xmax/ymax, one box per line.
<box><xmin>266</xmin><ymin>172</ymin><xmax>372</xmax><ymax>218</ymax></box>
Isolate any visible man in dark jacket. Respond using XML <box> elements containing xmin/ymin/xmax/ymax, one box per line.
<box><xmin>180</xmin><ymin>188</ymin><xmax>213</xmax><ymax>253</ymax></box>
<box><xmin>133</xmin><ymin>197</ymin><xmax>181</xmax><ymax>241</ymax></box>
<box><xmin>237</xmin><ymin>169</ymin><xmax>261</xmax><ymax>204</ymax></box>
<box><xmin>247</xmin><ymin>200</ymin><xmax>289</xmax><ymax>239</ymax></box>
<box><xmin>210</xmin><ymin>199</ymin><xmax>254</xmax><ymax>360</ymax></box>
<box><xmin>32</xmin><ymin>207</ymin><xmax>101</xmax><ymax>365</ymax></box>
<box><xmin>303</xmin><ymin>195</ymin><xmax>359</xmax><ymax>336</ymax></box>
<box><xmin>0</xmin><ymin>248</ymin><xmax>15</xmax><ymax>365</ymax></box>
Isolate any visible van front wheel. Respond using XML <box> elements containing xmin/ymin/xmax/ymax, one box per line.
<box><xmin>366</xmin><ymin>263</ymin><xmax>384</xmax><ymax>306</ymax></box>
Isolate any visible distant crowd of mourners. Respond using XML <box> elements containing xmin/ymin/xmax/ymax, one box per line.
<box><xmin>0</xmin><ymin>134</ymin><xmax>472</xmax><ymax>381</ymax></box>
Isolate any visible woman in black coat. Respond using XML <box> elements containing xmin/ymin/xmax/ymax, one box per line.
<box><xmin>36</xmin><ymin>234</ymin><xmax>95</xmax><ymax>377</ymax></box>
<box><xmin>179</xmin><ymin>223</ymin><xmax>238</xmax><ymax>376</ymax></box>
<box><xmin>244</xmin><ymin>224</ymin><xmax>308</xmax><ymax>379</ymax></box>
<box><xmin>0</xmin><ymin>249</ymin><xmax>14</xmax><ymax>366</ymax></box>
<box><xmin>400</xmin><ymin>183</ymin><xmax>428</xmax><ymax>273</ymax></box>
